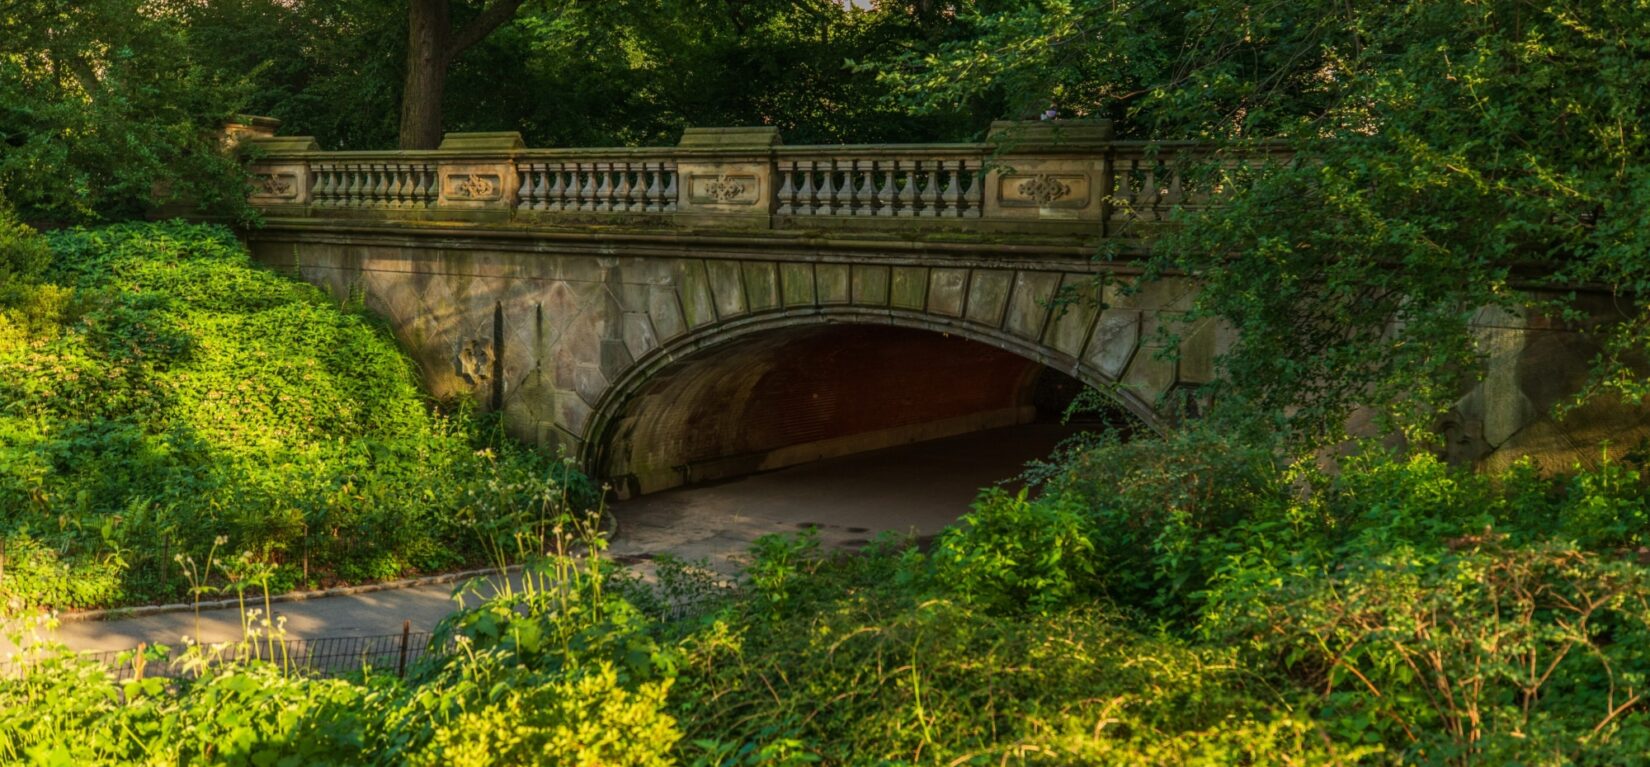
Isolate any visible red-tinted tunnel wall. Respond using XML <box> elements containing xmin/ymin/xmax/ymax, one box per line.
<box><xmin>599</xmin><ymin>324</ymin><xmax>1050</xmax><ymax>495</ymax></box>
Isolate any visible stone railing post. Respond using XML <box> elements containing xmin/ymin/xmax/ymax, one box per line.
<box><xmin>981</xmin><ymin>120</ymin><xmax>1114</xmax><ymax>224</ymax></box>
<box><xmin>434</xmin><ymin>132</ymin><xmax>523</xmax><ymax>221</ymax></box>
<box><xmin>244</xmin><ymin>133</ymin><xmax>319</xmax><ymax>211</ymax></box>
<box><xmin>673</xmin><ymin>127</ymin><xmax>780</xmax><ymax>228</ymax></box>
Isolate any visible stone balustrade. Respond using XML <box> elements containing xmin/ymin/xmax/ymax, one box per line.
<box><xmin>245</xmin><ymin>121</ymin><xmax>1266</xmax><ymax>241</ymax></box>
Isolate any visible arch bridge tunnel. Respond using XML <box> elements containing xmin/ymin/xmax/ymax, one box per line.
<box><xmin>591</xmin><ymin>323</ymin><xmax>1130</xmax><ymax>499</ymax></box>
<box><xmin>240</xmin><ymin>121</ymin><xmax>1626</xmax><ymax>533</ymax></box>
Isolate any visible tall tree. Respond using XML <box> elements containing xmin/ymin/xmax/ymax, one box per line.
<box><xmin>400</xmin><ymin>0</ymin><xmax>529</xmax><ymax>149</ymax></box>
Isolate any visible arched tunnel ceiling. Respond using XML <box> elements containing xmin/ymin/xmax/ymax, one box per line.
<box><xmin>597</xmin><ymin>324</ymin><xmax>1059</xmax><ymax>496</ymax></box>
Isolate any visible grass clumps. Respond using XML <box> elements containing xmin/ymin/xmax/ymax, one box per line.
<box><xmin>0</xmin><ymin>217</ymin><xmax>589</xmax><ymax>611</ymax></box>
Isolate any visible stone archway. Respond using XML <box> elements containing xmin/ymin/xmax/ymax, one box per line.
<box><xmin>581</xmin><ymin>308</ymin><xmax>1164</xmax><ymax>495</ymax></box>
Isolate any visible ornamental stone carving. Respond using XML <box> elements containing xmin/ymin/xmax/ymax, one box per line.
<box><xmin>1016</xmin><ymin>175</ymin><xmax>1072</xmax><ymax>205</ymax></box>
<box><xmin>452</xmin><ymin>173</ymin><xmax>499</xmax><ymax>200</ymax></box>
<box><xmin>704</xmin><ymin>176</ymin><xmax>746</xmax><ymax>202</ymax></box>
<box><xmin>251</xmin><ymin>173</ymin><xmax>299</xmax><ymax>199</ymax></box>
<box><xmin>456</xmin><ymin>337</ymin><xmax>493</xmax><ymax>387</ymax></box>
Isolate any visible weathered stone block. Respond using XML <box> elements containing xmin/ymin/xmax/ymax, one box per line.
<box><xmin>705</xmin><ymin>260</ymin><xmax>747</xmax><ymax>318</ymax></box>
<box><xmin>1044</xmin><ymin>273</ymin><xmax>1099</xmax><ymax>357</ymax></box>
<box><xmin>890</xmin><ymin>267</ymin><xmax>927</xmax><ymax>310</ymax></box>
<box><xmin>622</xmin><ymin>313</ymin><xmax>659</xmax><ymax>360</ymax></box>
<box><xmin>927</xmin><ymin>268</ymin><xmax>968</xmax><ymax>317</ymax></box>
<box><xmin>964</xmin><ymin>270</ymin><xmax>1013</xmax><ymax>327</ymax></box>
<box><xmin>675</xmin><ymin>260</ymin><xmax>718</xmax><ymax>328</ymax></box>
<box><xmin>817</xmin><ymin>263</ymin><xmax>851</xmax><ymax>304</ymax></box>
<box><xmin>1086</xmin><ymin>310</ymin><xmax>1141</xmax><ymax>379</ymax></box>
<box><xmin>1004</xmin><ymin>271</ymin><xmax>1060</xmax><ymax>341</ymax></box>
<box><xmin>647</xmin><ymin>287</ymin><xmax>686</xmax><ymax>341</ymax></box>
<box><xmin>1122</xmin><ymin>344</ymin><xmax>1176</xmax><ymax>404</ymax></box>
<box><xmin>1176</xmin><ymin>319</ymin><xmax>1217</xmax><ymax>385</ymax></box>
<box><xmin>744</xmin><ymin>261</ymin><xmax>781</xmax><ymax>311</ymax></box>
<box><xmin>852</xmin><ymin>265</ymin><xmax>890</xmax><ymax>306</ymax></box>
<box><xmin>781</xmin><ymin>263</ymin><xmax>816</xmax><ymax>307</ymax></box>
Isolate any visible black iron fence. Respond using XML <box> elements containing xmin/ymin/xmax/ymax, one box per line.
<box><xmin>8</xmin><ymin>591</ymin><xmax>729</xmax><ymax>682</ymax></box>
<box><xmin>43</xmin><ymin>623</ymin><xmax>438</xmax><ymax>682</ymax></box>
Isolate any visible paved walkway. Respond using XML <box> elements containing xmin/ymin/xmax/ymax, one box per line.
<box><xmin>23</xmin><ymin>424</ymin><xmax>1073</xmax><ymax>653</ymax></box>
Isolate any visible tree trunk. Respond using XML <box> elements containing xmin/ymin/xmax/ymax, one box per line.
<box><xmin>399</xmin><ymin>0</ymin><xmax>449</xmax><ymax>150</ymax></box>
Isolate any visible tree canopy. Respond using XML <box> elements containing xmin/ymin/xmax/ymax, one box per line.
<box><xmin>875</xmin><ymin>0</ymin><xmax>1650</xmax><ymax>445</ymax></box>
<box><xmin>2</xmin><ymin>0</ymin><xmax>1646</xmax><ymax>443</ymax></box>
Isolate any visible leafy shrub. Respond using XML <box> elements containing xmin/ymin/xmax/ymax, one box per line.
<box><xmin>928</xmin><ymin>488</ymin><xmax>1095</xmax><ymax>614</ymax></box>
<box><xmin>407</xmin><ymin>664</ymin><xmax>677</xmax><ymax>767</ymax></box>
<box><xmin>0</xmin><ymin>221</ymin><xmax>583</xmax><ymax>611</ymax></box>
<box><xmin>1213</xmin><ymin>540</ymin><xmax>1650</xmax><ymax>764</ymax></box>
<box><xmin>0</xmin><ymin>206</ymin><xmax>50</xmax><ymax>287</ymax></box>
<box><xmin>1037</xmin><ymin>426</ymin><xmax>1287</xmax><ymax>619</ymax></box>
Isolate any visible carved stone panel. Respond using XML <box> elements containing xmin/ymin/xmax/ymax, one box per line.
<box><xmin>687</xmin><ymin>173</ymin><xmax>760</xmax><ymax>206</ymax></box>
<box><xmin>445</xmin><ymin>173</ymin><xmax>503</xmax><ymax>202</ymax></box>
<box><xmin>251</xmin><ymin>172</ymin><xmax>300</xmax><ymax>201</ymax></box>
<box><xmin>998</xmin><ymin>172</ymin><xmax>1090</xmax><ymax>209</ymax></box>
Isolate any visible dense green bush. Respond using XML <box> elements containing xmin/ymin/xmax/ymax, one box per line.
<box><xmin>0</xmin><ymin>219</ymin><xmax>581</xmax><ymax>611</ymax></box>
<box><xmin>926</xmin><ymin>487</ymin><xmax>1096</xmax><ymax>615</ymax></box>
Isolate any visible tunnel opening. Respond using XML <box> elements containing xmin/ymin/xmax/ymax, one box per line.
<box><xmin>596</xmin><ymin>323</ymin><xmax>1137</xmax><ymax>498</ymax></box>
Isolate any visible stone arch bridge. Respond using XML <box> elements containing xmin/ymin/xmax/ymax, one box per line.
<box><xmin>240</xmin><ymin>122</ymin><xmax>1599</xmax><ymax>494</ymax></box>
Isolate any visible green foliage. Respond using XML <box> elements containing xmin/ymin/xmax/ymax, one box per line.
<box><xmin>1038</xmin><ymin>426</ymin><xmax>1285</xmax><ymax>620</ymax></box>
<box><xmin>0</xmin><ymin>221</ymin><xmax>580</xmax><ymax>611</ymax></box>
<box><xmin>0</xmin><ymin>2</ymin><xmax>253</xmax><ymax>224</ymax></box>
<box><xmin>927</xmin><ymin>488</ymin><xmax>1095</xmax><ymax>615</ymax></box>
<box><xmin>871</xmin><ymin>0</ymin><xmax>1650</xmax><ymax>445</ymax></box>
<box><xmin>4</xmin><ymin>429</ymin><xmax>1649</xmax><ymax>764</ymax></box>
<box><xmin>0</xmin><ymin>207</ymin><xmax>50</xmax><ymax>288</ymax></box>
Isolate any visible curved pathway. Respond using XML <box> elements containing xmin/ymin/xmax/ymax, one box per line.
<box><xmin>21</xmin><ymin>424</ymin><xmax>1073</xmax><ymax>654</ymax></box>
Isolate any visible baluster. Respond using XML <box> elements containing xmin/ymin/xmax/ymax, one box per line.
<box><xmin>875</xmin><ymin>161</ymin><xmax>895</xmax><ymax>217</ymax></box>
<box><xmin>312</xmin><ymin>164</ymin><xmax>331</xmax><ymax>206</ymax></box>
<box><xmin>1166</xmin><ymin>157</ymin><xmax>1184</xmax><ymax>212</ymax></box>
<box><xmin>616</xmin><ymin>162</ymin><xmax>637</xmax><ymax>212</ymax></box>
<box><xmin>836</xmin><ymin>159</ymin><xmax>857</xmax><ymax>216</ymax></box>
<box><xmin>358</xmin><ymin>164</ymin><xmax>374</xmax><ymax>207</ymax></box>
<box><xmin>570</xmin><ymin>163</ymin><xmax>586</xmax><ymax>211</ymax></box>
<box><xmin>517</xmin><ymin>163</ymin><xmax>535</xmax><ymax>210</ymax></box>
<box><xmin>854</xmin><ymin>162</ymin><xmax>876</xmax><ymax>216</ymax></box>
<box><xmin>598</xmin><ymin>162</ymin><xmax>613</xmax><ymax>211</ymax></box>
<box><xmin>1143</xmin><ymin>161</ymin><xmax>1160</xmax><ymax>221</ymax></box>
<box><xmin>398</xmin><ymin>165</ymin><xmax>414</xmax><ymax>208</ymax></box>
<box><xmin>815</xmin><ymin>159</ymin><xmax>836</xmax><ymax>216</ymax></box>
<box><xmin>636</xmin><ymin>162</ymin><xmax>652</xmax><ymax>213</ymax></box>
<box><xmin>963</xmin><ymin>160</ymin><xmax>983</xmax><ymax>218</ymax></box>
<box><xmin>353</xmin><ymin>165</ymin><xmax>366</xmax><ymax>207</ymax></box>
<box><xmin>545</xmin><ymin>164</ymin><xmax>566</xmax><ymax>211</ymax></box>
<box><xmin>371</xmin><ymin>165</ymin><xmax>388</xmax><ymax>206</ymax></box>
<box><xmin>796</xmin><ymin>161</ymin><xmax>816</xmax><ymax>215</ymax></box>
<box><xmin>896</xmin><ymin>161</ymin><xmax>918</xmax><ymax>217</ymax></box>
<box><xmin>844</xmin><ymin>159</ymin><xmax>865</xmax><ymax>216</ymax></box>
<box><xmin>661</xmin><ymin>166</ymin><xmax>679</xmax><ymax>212</ymax></box>
<box><xmin>393</xmin><ymin>164</ymin><xmax>410</xmax><ymax>209</ymax></box>
<box><xmin>637</xmin><ymin>163</ymin><xmax>656</xmax><ymax>213</ymax></box>
<box><xmin>529</xmin><ymin>163</ymin><xmax>548</xmax><ymax>210</ymax></box>
<box><xmin>410</xmin><ymin>165</ymin><xmax>428</xmax><ymax>208</ymax></box>
<box><xmin>401</xmin><ymin>165</ymin><xmax>414</xmax><ymax>208</ymax></box>
<box><xmin>328</xmin><ymin>164</ymin><xmax>344</xmax><ymax>207</ymax></box>
<box><xmin>572</xmin><ymin>163</ymin><xmax>591</xmax><ymax>211</ymax></box>
<box><xmin>340</xmin><ymin>164</ymin><xmax>358</xmax><ymax>207</ymax></box>
<box><xmin>940</xmin><ymin>160</ymin><xmax>963</xmax><ymax>218</ymax></box>
<box><xmin>776</xmin><ymin>161</ymin><xmax>795</xmax><ymax>216</ymax></box>
<box><xmin>835</xmin><ymin>160</ymin><xmax>856</xmax><ymax>216</ymax></box>
<box><xmin>354</xmin><ymin>165</ymin><xmax>370</xmax><ymax>207</ymax></box>
<box><xmin>918</xmin><ymin>161</ymin><xmax>940</xmax><ymax>217</ymax></box>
